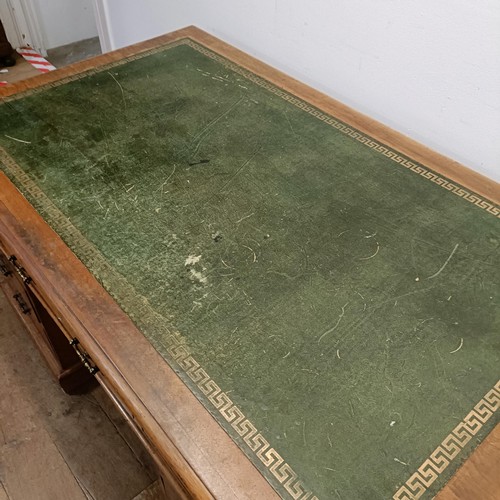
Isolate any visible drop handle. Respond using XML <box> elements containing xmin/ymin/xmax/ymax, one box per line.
<box><xmin>13</xmin><ymin>293</ymin><xmax>30</xmax><ymax>314</ymax></box>
<box><xmin>0</xmin><ymin>259</ymin><xmax>12</xmax><ymax>277</ymax></box>
<box><xmin>9</xmin><ymin>255</ymin><xmax>32</xmax><ymax>285</ymax></box>
<box><xmin>69</xmin><ymin>338</ymin><xmax>99</xmax><ymax>375</ymax></box>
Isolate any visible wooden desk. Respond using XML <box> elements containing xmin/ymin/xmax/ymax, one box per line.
<box><xmin>0</xmin><ymin>27</ymin><xmax>498</xmax><ymax>499</ymax></box>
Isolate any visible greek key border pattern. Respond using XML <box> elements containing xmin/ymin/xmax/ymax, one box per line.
<box><xmin>1</xmin><ymin>38</ymin><xmax>498</xmax><ymax>218</ymax></box>
<box><xmin>1</xmin><ymin>38</ymin><xmax>500</xmax><ymax>499</ymax></box>
<box><xmin>393</xmin><ymin>380</ymin><xmax>500</xmax><ymax>499</ymax></box>
<box><xmin>183</xmin><ymin>39</ymin><xmax>499</xmax><ymax>219</ymax></box>
<box><xmin>0</xmin><ymin>146</ymin><xmax>317</xmax><ymax>500</ymax></box>
<box><xmin>166</xmin><ymin>331</ymin><xmax>318</xmax><ymax>500</ymax></box>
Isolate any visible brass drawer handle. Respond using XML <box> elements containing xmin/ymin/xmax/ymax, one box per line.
<box><xmin>9</xmin><ymin>255</ymin><xmax>32</xmax><ymax>285</ymax></box>
<box><xmin>0</xmin><ymin>259</ymin><xmax>12</xmax><ymax>277</ymax></box>
<box><xmin>69</xmin><ymin>338</ymin><xmax>99</xmax><ymax>375</ymax></box>
<box><xmin>13</xmin><ymin>293</ymin><xmax>31</xmax><ymax>314</ymax></box>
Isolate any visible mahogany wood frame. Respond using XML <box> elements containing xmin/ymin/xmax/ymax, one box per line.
<box><xmin>0</xmin><ymin>26</ymin><xmax>498</xmax><ymax>499</ymax></box>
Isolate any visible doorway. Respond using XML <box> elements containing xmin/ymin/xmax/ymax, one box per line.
<box><xmin>1</xmin><ymin>0</ymin><xmax>105</xmax><ymax>83</ymax></box>
<box><xmin>1</xmin><ymin>0</ymin><xmax>50</xmax><ymax>56</ymax></box>
<box><xmin>0</xmin><ymin>0</ymin><xmax>106</xmax><ymax>86</ymax></box>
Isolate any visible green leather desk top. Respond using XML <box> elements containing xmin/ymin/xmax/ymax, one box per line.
<box><xmin>0</xmin><ymin>38</ymin><xmax>499</xmax><ymax>499</ymax></box>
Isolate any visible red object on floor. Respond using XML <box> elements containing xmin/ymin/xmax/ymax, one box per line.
<box><xmin>17</xmin><ymin>47</ymin><xmax>56</xmax><ymax>72</ymax></box>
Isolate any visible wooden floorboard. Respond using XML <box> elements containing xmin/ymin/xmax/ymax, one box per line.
<box><xmin>0</xmin><ymin>302</ymin><xmax>88</xmax><ymax>500</ymax></box>
<box><xmin>132</xmin><ymin>480</ymin><xmax>164</xmax><ymax>500</ymax></box>
<box><xmin>1</xmin><ymin>55</ymin><xmax>41</xmax><ymax>85</ymax></box>
<box><xmin>0</xmin><ymin>482</ymin><xmax>9</xmax><ymax>500</ymax></box>
<box><xmin>92</xmin><ymin>387</ymin><xmax>158</xmax><ymax>481</ymax></box>
<box><xmin>2</xmin><ymin>39</ymin><xmax>98</xmax><ymax>86</ymax></box>
<box><xmin>0</xmin><ymin>288</ymin><xmax>159</xmax><ymax>500</ymax></box>
<box><xmin>0</xmin><ymin>481</ymin><xmax>9</xmax><ymax>500</ymax></box>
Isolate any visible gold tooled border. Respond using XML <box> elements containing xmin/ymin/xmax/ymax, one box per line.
<box><xmin>183</xmin><ymin>40</ymin><xmax>499</xmax><ymax>219</ymax></box>
<box><xmin>393</xmin><ymin>380</ymin><xmax>500</xmax><ymax>499</ymax></box>
<box><xmin>0</xmin><ymin>143</ymin><xmax>318</xmax><ymax>500</ymax></box>
<box><xmin>1</xmin><ymin>38</ymin><xmax>499</xmax><ymax>499</ymax></box>
<box><xmin>2</xmin><ymin>38</ymin><xmax>499</xmax><ymax>219</ymax></box>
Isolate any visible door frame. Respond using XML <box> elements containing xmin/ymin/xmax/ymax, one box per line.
<box><xmin>2</xmin><ymin>0</ymin><xmax>112</xmax><ymax>57</ymax></box>
<box><xmin>0</xmin><ymin>0</ymin><xmax>46</xmax><ymax>54</ymax></box>
<box><xmin>92</xmin><ymin>0</ymin><xmax>114</xmax><ymax>52</ymax></box>
<box><xmin>0</xmin><ymin>0</ymin><xmax>22</xmax><ymax>48</ymax></box>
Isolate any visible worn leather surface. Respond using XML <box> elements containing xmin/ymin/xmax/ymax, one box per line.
<box><xmin>0</xmin><ymin>40</ymin><xmax>499</xmax><ymax>499</ymax></box>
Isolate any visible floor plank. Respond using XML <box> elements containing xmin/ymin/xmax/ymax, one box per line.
<box><xmin>0</xmin><ymin>306</ymin><xmax>87</xmax><ymax>500</ymax></box>
<box><xmin>0</xmin><ymin>482</ymin><xmax>10</xmax><ymax>500</ymax></box>
<box><xmin>1</xmin><ymin>55</ymin><xmax>41</xmax><ymax>84</ymax></box>
<box><xmin>2</xmin><ymin>36</ymin><xmax>100</xmax><ymax>86</ymax></box>
<box><xmin>92</xmin><ymin>388</ymin><xmax>158</xmax><ymax>481</ymax></box>
<box><xmin>132</xmin><ymin>480</ymin><xmax>164</xmax><ymax>500</ymax></box>
<box><xmin>0</xmin><ymin>288</ymin><xmax>157</xmax><ymax>500</ymax></box>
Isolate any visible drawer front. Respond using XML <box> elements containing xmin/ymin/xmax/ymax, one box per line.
<box><xmin>0</xmin><ymin>242</ymin><xmax>94</xmax><ymax>393</ymax></box>
<box><xmin>0</xmin><ymin>250</ymin><xmax>14</xmax><ymax>282</ymax></box>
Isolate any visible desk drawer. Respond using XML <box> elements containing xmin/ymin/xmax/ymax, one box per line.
<box><xmin>0</xmin><ymin>244</ymin><xmax>94</xmax><ymax>394</ymax></box>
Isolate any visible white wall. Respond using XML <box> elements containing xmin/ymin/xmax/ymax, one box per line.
<box><xmin>33</xmin><ymin>0</ymin><xmax>98</xmax><ymax>50</ymax></box>
<box><xmin>100</xmin><ymin>0</ymin><xmax>500</xmax><ymax>183</ymax></box>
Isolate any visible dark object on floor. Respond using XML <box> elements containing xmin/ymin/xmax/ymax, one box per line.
<box><xmin>0</xmin><ymin>56</ymin><xmax>16</xmax><ymax>67</ymax></box>
<box><xmin>0</xmin><ymin>18</ymin><xmax>15</xmax><ymax>67</ymax></box>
